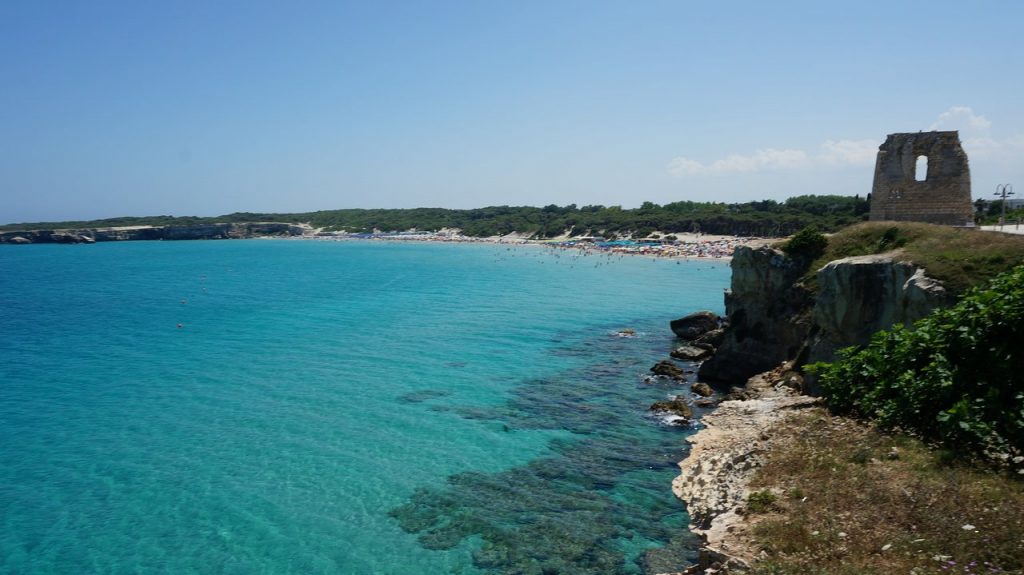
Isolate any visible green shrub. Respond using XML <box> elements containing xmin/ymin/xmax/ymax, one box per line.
<box><xmin>876</xmin><ymin>226</ymin><xmax>907</xmax><ymax>251</ymax></box>
<box><xmin>782</xmin><ymin>226</ymin><xmax>827</xmax><ymax>261</ymax></box>
<box><xmin>815</xmin><ymin>265</ymin><xmax>1024</xmax><ymax>466</ymax></box>
<box><xmin>747</xmin><ymin>490</ymin><xmax>778</xmax><ymax>513</ymax></box>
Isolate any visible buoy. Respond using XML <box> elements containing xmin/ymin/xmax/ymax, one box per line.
<box><xmin>176</xmin><ymin>323</ymin><xmax>183</xmax><ymax>328</ymax></box>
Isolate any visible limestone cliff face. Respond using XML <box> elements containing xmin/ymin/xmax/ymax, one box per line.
<box><xmin>698</xmin><ymin>246</ymin><xmax>813</xmax><ymax>385</ymax></box>
<box><xmin>807</xmin><ymin>254</ymin><xmax>950</xmax><ymax>367</ymax></box>
<box><xmin>699</xmin><ymin>247</ymin><xmax>950</xmax><ymax>387</ymax></box>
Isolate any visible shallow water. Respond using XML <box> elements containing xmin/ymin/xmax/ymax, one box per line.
<box><xmin>0</xmin><ymin>240</ymin><xmax>729</xmax><ymax>574</ymax></box>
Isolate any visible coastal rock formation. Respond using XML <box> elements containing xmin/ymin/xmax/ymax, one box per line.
<box><xmin>698</xmin><ymin>247</ymin><xmax>812</xmax><ymax>385</ymax></box>
<box><xmin>690</xmin><ymin>382</ymin><xmax>713</xmax><ymax>398</ymax></box>
<box><xmin>698</xmin><ymin>246</ymin><xmax>949</xmax><ymax>388</ymax></box>
<box><xmin>649</xmin><ymin>397</ymin><xmax>694</xmax><ymax>422</ymax></box>
<box><xmin>807</xmin><ymin>254</ymin><xmax>950</xmax><ymax>368</ymax></box>
<box><xmin>670</xmin><ymin>234</ymin><xmax>959</xmax><ymax>573</ymax></box>
<box><xmin>693</xmin><ymin>328</ymin><xmax>726</xmax><ymax>348</ymax></box>
<box><xmin>671</xmin><ymin>345</ymin><xmax>712</xmax><ymax>361</ymax></box>
<box><xmin>51</xmin><ymin>232</ymin><xmax>95</xmax><ymax>244</ymax></box>
<box><xmin>671</xmin><ymin>311</ymin><xmax>721</xmax><ymax>340</ymax></box>
<box><xmin>650</xmin><ymin>360</ymin><xmax>688</xmax><ymax>381</ymax></box>
<box><xmin>671</xmin><ymin>373</ymin><xmax>819</xmax><ymax>573</ymax></box>
<box><xmin>0</xmin><ymin>223</ymin><xmax>309</xmax><ymax>244</ymax></box>
<box><xmin>671</xmin><ymin>250</ymin><xmax>951</xmax><ymax>571</ymax></box>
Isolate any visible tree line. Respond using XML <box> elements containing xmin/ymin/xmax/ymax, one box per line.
<box><xmin>2</xmin><ymin>194</ymin><xmax>870</xmax><ymax>238</ymax></box>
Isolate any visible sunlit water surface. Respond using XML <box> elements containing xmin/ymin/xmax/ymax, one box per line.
<box><xmin>0</xmin><ymin>240</ymin><xmax>730</xmax><ymax>574</ymax></box>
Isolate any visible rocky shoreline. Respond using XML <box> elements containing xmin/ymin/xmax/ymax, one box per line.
<box><xmin>0</xmin><ymin>222</ymin><xmax>310</xmax><ymax>244</ymax></box>
<box><xmin>664</xmin><ymin>369</ymin><xmax>819</xmax><ymax>574</ymax></box>
<box><xmin>646</xmin><ymin>322</ymin><xmax>820</xmax><ymax>574</ymax></box>
<box><xmin>654</xmin><ymin>242</ymin><xmax>954</xmax><ymax>574</ymax></box>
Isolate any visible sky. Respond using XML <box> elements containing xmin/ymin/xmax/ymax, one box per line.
<box><xmin>2</xmin><ymin>1</ymin><xmax>1022</xmax><ymax>224</ymax></box>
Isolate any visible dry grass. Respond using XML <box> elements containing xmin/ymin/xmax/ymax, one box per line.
<box><xmin>788</xmin><ymin>222</ymin><xmax>1024</xmax><ymax>295</ymax></box>
<box><xmin>744</xmin><ymin>409</ymin><xmax>1024</xmax><ymax>575</ymax></box>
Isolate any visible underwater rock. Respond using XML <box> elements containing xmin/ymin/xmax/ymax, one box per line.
<box><xmin>397</xmin><ymin>389</ymin><xmax>453</xmax><ymax>403</ymax></box>
<box><xmin>393</xmin><ymin>326</ymin><xmax>702</xmax><ymax>574</ymax></box>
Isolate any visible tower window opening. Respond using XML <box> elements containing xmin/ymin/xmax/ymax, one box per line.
<box><xmin>915</xmin><ymin>155</ymin><xmax>929</xmax><ymax>182</ymax></box>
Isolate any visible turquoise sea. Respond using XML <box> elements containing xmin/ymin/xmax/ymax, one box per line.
<box><xmin>0</xmin><ymin>240</ymin><xmax>730</xmax><ymax>575</ymax></box>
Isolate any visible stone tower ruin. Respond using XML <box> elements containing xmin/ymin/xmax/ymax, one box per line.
<box><xmin>869</xmin><ymin>131</ymin><xmax>973</xmax><ymax>226</ymax></box>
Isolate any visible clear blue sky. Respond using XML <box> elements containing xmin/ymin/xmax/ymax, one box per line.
<box><xmin>2</xmin><ymin>1</ymin><xmax>1022</xmax><ymax>223</ymax></box>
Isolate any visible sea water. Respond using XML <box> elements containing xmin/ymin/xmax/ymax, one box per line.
<box><xmin>0</xmin><ymin>240</ymin><xmax>730</xmax><ymax>575</ymax></box>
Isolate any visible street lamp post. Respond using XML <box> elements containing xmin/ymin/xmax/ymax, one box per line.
<box><xmin>995</xmin><ymin>184</ymin><xmax>1014</xmax><ymax>230</ymax></box>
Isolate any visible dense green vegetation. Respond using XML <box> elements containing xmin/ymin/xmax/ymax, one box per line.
<box><xmin>1</xmin><ymin>195</ymin><xmax>870</xmax><ymax>238</ymax></box>
<box><xmin>802</xmin><ymin>221</ymin><xmax>1024</xmax><ymax>294</ymax></box>
<box><xmin>814</xmin><ymin>266</ymin><xmax>1024</xmax><ymax>467</ymax></box>
<box><xmin>975</xmin><ymin>199</ymin><xmax>1024</xmax><ymax>226</ymax></box>
<box><xmin>780</xmin><ymin>225</ymin><xmax>827</xmax><ymax>262</ymax></box>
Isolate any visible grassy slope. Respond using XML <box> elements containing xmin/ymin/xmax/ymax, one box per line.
<box><xmin>745</xmin><ymin>410</ymin><xmax>1024</xmax><ymax>575</ymax></box>
<box><xmin>800</xmin><ymin>222</ymin><xmax>1024</xmax><ymax>295</ymax></box>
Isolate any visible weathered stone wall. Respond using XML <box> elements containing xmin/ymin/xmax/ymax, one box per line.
<box><xmin>869</xmin><ymin>131</ymin><xmax>973</xmax><ymax>226</ymax></box>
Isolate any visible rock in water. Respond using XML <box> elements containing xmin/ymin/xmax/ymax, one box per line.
<box><xmin>649</xmin><ymin>397</ymin><xmax>694</xmax><ymax>420</ymax></box>
<box><xmin>670</xmin><ymin>345</ymin><xmax>712</xmax><ymax>361</ymax></box>
<box><xmin>693</xmin><ymin>327</ymin><xmax>726</xmax><ymax>348</ymax></box>
<box><xmin>691</xmin><ymin>382</ymin><xmax>714</xmax><ymax>397</ymax></box>
<box><xmin>650</xmin><ymin>360</ymin><xmax>687</xmax><ymax>381</ymax></box>
<box><xmin>670</xmin><ymin>311</ymin><xmax>720</xmax><ymax>340</ymax></box>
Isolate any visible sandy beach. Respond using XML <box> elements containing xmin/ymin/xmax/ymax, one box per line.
<box><xmin>543</xmin><ymin>233</ymin><xmax>774</xmax><ymax>260</ymax></box>
<box><xmin>306</xmin><ymin>229</ymin><xmax>777</xmax><ymax>260</ymax></box>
